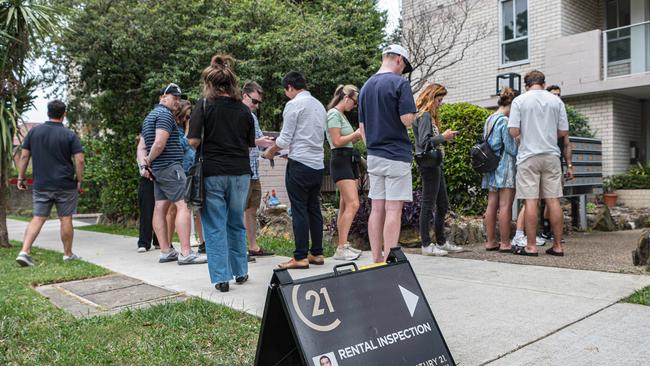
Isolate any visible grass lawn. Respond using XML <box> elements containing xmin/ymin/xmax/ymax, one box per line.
<box><xmin>77</xmin><ymin>223</ymin><xmax>337</xmax><ymax>258</ymax></box>
<box><xmin>625</xmin><ymin>285</ymin><xmax>650</xmax><ymax>306</ymax></box>
<box><xmin>0</xmin><ymin>241</ymin><xmax>260</xmax><ymax>365</ymax></box>
<box><xmin>7</xmin><ymin>214</ymin><xmax>31</xmax><ymax>222</ymax></box>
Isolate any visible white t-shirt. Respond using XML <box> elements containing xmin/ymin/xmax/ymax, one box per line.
<box><xmin>507</xmin><ymin>90</ymin><xmax>569</xmax><ymax>165</ymax></box>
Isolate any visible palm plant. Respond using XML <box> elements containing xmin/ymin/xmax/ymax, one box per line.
<box><xmin>0</xmin><ymin>0</ymin><xmax>60</xmax><ymax>248</ymax></box>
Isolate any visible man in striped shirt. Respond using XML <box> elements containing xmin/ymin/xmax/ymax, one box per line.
<box><xmin>137</xmin><ymin>83</ymin><xmax>207</xmax><ymax>265</ymax></box>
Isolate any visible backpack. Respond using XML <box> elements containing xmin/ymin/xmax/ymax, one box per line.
<box><xmin>470</xmin><ymin>116</ymin><xmax>502</xmax><ymax>174</ymax></box>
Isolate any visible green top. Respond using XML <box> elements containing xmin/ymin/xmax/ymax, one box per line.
<box><xmin>325</xmin><ymin>108</ymin><xmax>354</xmax><ymax>149</ymax></box>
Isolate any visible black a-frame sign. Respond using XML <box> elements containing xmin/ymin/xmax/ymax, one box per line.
<box><xmin>255</xmin><ymin>248</ymin><xmax>455</xmax><ymax>366</ymax></box>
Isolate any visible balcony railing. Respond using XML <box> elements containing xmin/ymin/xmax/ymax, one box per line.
<box><xmin>603</xmin><ymin>21</ymin><xmax>650</xmax><ymax>79</ymax></box>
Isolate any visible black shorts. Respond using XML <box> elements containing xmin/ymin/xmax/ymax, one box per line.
<box><xmin>330</xmin><ymin>148</ymin><xmax>360</xmax><ymax>183</ymax></box>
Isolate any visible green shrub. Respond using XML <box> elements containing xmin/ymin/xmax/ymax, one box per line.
<box><xmin>604</xmin><ymin>163</ymin><xmax>650</xmax><ymax>191</ymax></box>
<box><xmin>566</xmin><ymin>104</ymin><xmax>595</xmax><ymax>138</ymax></box>
<box><xmin>438</xmin><ymin>103</ymin><xmax>491</xmax><ymax>214</ymax></box>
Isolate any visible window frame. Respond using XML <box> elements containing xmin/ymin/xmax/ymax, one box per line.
<box><xmin>499</xmin><ymin>0</ymin><xmax>530</xmax><ymax>67</ymax></box>
<box><xmin>605</xmin><ymin>0</ymin><xmax>632</xmax><ymax>63</ymax></box>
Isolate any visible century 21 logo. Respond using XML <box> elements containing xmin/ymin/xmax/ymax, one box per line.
<box><xmin>291</xmin><ymin>285</ymin><xmax>341</xmax><ymax>332</ymax></box>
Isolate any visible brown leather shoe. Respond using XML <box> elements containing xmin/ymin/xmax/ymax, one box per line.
<box><xmin>278</xmin><ymin>258</ymin><xmax>309</xmax><ymax>269</ymax></box>
<box><xmin>308</xmin><ymin>254</ymin><xmax>325</xmax><ymax>265</ymax></box>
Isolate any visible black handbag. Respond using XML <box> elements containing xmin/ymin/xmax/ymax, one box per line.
<box><xmin>414</xmin><ymin>134</ymin><xmax>442</xmax><ymax>168</ymax></box>
<box><xmin>184</xmin><ymin>99</ymin><xmax>206</xmax><ymax>209</ymax></box>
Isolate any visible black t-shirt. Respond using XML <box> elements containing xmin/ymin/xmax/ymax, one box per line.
<box><xmin>22</xmin><ymin>121</ymin><xmax>84</xmax><ymax>191</ymax></box>
<box><xmin>187</xmin><ymin>97</ymin><xmax>255</xmax><ymax>177</ymax></box>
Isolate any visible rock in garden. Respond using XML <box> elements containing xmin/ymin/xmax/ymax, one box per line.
<box><xmin>398</xmin><ymin>227</ymin><xmax>421</xmax><ymax>248</ymax></box>
<box><xmin>259</xmin><ymin>208</ymin><xmax>293</xmax><ymax>241</ymax></box>
<box><xmin>592</xmin><ymin>206</ymin><xmax>616</xmax><ymax>232</ymax></box>
<box><xmin>632</xmin><ymin>229</ymin><xmax>650</xmax><ymax>267</ymax></box>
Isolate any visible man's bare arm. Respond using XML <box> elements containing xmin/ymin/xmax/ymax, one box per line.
<box><xmin>137</xmin><ymin>137</ymin><xmax>148</xmax><ymax>166</ymax></box>
<box><xmin>74</xmin><ymin>153</ymin><xmax>85</xmax><ymax>189</ymax></box>
<box><xmin>16</xmin><ymin>149</ymin><xmax>31</xmax><ymax>190</ymax></box>
<box><xmin>145</xmin><ymin>129</ymin><xmax>170</xmax><ymax>164</ymax></box>
<box><xmin>509</xmin><ymin>127</ymin><xmax>521</xmax><ymax>138</ymax></box>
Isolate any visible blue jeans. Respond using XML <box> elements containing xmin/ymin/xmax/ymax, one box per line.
<box><xmin>200</xmin><ymin>175</ymin><xmax>250</xmax><ymax>284</ymax></box>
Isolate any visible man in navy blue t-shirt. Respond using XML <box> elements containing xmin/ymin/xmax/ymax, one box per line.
<box><xmin>359</xmin><ymin>44</ymin><xmax>417</xmax><ymax>263</ymax></box>
<box><xmin>137</xmin><ymin>83</ymin><xmax>206</xmax><ymax>266</ymax></box>
<box><xmin>15</xmin><ymin>100</ymin><xmax>85</xmax><ymax>267</ymax></box>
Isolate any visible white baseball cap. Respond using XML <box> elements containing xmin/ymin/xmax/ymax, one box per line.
<box><xmin>382</xmin><ymin>44</ymin><xmax>413</xmax><ymax>74</ymax></box>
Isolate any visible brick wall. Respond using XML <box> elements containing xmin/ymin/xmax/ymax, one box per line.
<box><xmin>257</xmin><ymin>158</ymin><xmax>290</xmax><ymax>207</ymax></box>
<box><xmin>616</xmin><ymin>189</ymin><xmax>650</xmax><ymax>208</ymax></box>
<box><xmin>564</xmin><ymin>94</ymin><xmax>613</xmax><ymax>175</ymax></box>
<box><xmin>561</xmin><ymin>0</ymin><xmax>604</xmax><ymax>35</ymax></box>
<box><xmin>402</xmin><ymin>0</ymin><xmax>564</xmax><ymax>103</ymax></box>
<box><xmin>612</xmin><ymin>94</ymin><xmax>643</xmax><ymax>174</ymax></box>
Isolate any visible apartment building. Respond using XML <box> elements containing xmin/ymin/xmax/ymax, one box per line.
<box><xmin>402</xmin><ymin>0</ymin><xmax>650</xmax><ymax>176</ymax></box>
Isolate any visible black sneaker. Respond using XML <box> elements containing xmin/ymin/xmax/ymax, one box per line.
<box><xmin>198</xmin><ymin>242</ymin><xmax>206</xmax><ymax>254</ymax></box>
<box><xmin>215</xmin><ymin>282</ymin><xmax>229</xmax><ymax>292</ymax></box>
<box><xmin>540</xmin><ymin>232</ymin><xmax>553</xmax><ymax>241</ymax></box>
<box><xmin>235</xmin><ymin>275</ymin><xmax>249</xmax><ymax>284</ymax></box>
<box><xmin>247</xmin><ymin>255</ymin><xmax>256</xmax><ymax>263</ymax></box>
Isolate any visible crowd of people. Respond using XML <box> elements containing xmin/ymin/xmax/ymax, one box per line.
<box><xmin>14</xmin><ymin>44</ymin><xmax>572</xmax><ymax>292</ymax></box>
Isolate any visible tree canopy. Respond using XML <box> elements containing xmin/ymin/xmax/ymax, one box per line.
<box><xmin>44</xmin><ymin>0</ymin><xmax>386</xmax><ymax>220</ymax></box>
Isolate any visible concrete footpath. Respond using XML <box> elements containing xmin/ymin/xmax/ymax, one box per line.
<box><xmin>8</xmin><ymin>219</ymin><xmax>650</xmax><ymax>365</ymax></box>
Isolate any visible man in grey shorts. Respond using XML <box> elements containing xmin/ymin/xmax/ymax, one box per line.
<box><xmin>15</xmin><ymin>100</ymin><xmax>84</xmax><ymax>267</ymax></box>
<box><xmin>137</xmin><ymin>83</ymin><xmax>206</xmax><ymax>265</ymax></box>
<box><xmin>358</xmin><ymin>44</ymin><xmax>417</xmax><ymax>263</ymax></box>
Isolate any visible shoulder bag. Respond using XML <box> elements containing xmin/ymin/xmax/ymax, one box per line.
<box><xmin>184</xmin><ymin>99</ymin><xmax>206</xmax><ymax>209</ymax></box>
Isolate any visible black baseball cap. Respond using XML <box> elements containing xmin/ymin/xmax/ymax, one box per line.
<box><xmin>160</xmin><ymin>83</ymin><xmax>182</xmax><ymax>97</ymax></box>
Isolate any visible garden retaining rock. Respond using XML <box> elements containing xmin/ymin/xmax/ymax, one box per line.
<box><xmin>632</xmin><ymin>229</ymin><xmax>650</xmax><ymax>268</ymax></box>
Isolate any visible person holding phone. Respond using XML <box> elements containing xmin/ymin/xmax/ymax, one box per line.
<box><xmin>413</xmin><ymin>83</ymin><xmax>462</xmax><ymax>256</ymax></box>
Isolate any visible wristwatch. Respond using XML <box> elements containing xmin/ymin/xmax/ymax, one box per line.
<box><xmin>567</xmin><ymin>164</ymin><xmax>573</xmax><ymax>169</ymax></box>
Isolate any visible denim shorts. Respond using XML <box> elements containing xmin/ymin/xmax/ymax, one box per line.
<box><xmin>153</xmin><ymin>163</ymin><xmax>186</xmax><ymax>202</ymax></box>
<box><xmin>33</xmin><ymin>189</ymin><xmax>78</xmax><ymax>217</ymax></box>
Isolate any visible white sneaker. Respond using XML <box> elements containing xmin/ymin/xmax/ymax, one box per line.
<box><xmin>345</xmin><ymin>244</ymin><xmax>362</xmax><ymax>254</ymax></box>
<box><xmin>159</xmin><ymin>248</ymin><xmax>179</xmax><ymax>263</ymax></box>
<box><xmin>333</xmin><ymin>245</ymin><xmax>362</xmax><ymax>261</ymax></box>
<box><xmin>137</xmin><ymin>247</ymin><xmax>147</xmax><ymax>253</ymax></box>
<box><xmin>438</xmin><ymin>242</ymin><xmax>463</xmax><ymax>253</ymax></box>
<box><xmin>16</xmin><ymin>252</ymin><xmax>34</xmax><ymax>267</ymax></box>
<box><xmin>535</xmin><ymin>236</ymin><xmax>547</xmax><ymax>246</ymax></box>
<box><xmin>63</xmin><ymin>254</ymin><xmax>82</xmax><ymax>262</ymax></box>
<box><xmin>422</xmin><ymin>244</ymin><xmax>448</xmax><ymax>256</ymax></box>
<box><xmin>177</xmin><ymin>251</ymin><xmax>208</xmax><ymax>265</ymax></box>
<box><xmin>512</xmin><ymin>235</ymin><xmax>526</xmax><ymax>247</ymax></box>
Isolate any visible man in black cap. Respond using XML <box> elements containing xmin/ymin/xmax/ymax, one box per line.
<box><xmin>137</xmin><ymin>83</ymin><xmax>207</xmax><ymax>265</ymax></box>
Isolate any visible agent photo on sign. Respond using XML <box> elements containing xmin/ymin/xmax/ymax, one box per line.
<box><xmin>313</xmin><ymin>352</ymin><xmax>338</xmax><ymax>366</ymax></box>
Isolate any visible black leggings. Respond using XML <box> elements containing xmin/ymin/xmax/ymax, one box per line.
<box><xmin>418</xmin><ymin>165</ymin><xmax>449</xmax><ymax>247</ymax></box>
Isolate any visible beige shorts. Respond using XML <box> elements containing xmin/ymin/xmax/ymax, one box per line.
<box><xmin>367</xmin><ymin>155</ymin><xmax>413</xmax><ymax>201</ymax></box>
<box><xmin>516</xmin><ymin>154</ymin><xmax>563</xmax><ymax>199</ymax></box>
<box><xmin>245</xmin><ymin>179</ymin><xmax>262</xmax><ymax>210</ymax></box>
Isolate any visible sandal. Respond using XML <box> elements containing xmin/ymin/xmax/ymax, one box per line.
<box><xmin>545</xmin><ymin>248</ymin><xmax>564</xmax><ymax>257</ymax></box>
<box><xmin>485</xmin><ymin>245</ymin><xmax>500</xmax><ymax>251</ymax></box>
<box><xmin>513</xmin><ymin>246</ymin><xmax>539</xmax><ymax>256</ymax></box>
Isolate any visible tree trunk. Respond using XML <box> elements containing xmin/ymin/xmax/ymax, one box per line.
<box><xmin>0</xmin><ymin>166</ymin><xmax>11</xmax><ymax>248</ymax></box>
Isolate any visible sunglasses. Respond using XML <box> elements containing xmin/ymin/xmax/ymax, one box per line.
<box><xmin>246</xmin><ymin>94</ymin><xmax>262</xmax><ymax>105</ymax></box>
<box><xmin>163</xmin><ymin>83</ymin><xmax>179</xmax><ymax>95</ymax></box>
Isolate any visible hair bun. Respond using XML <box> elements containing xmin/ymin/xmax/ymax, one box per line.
<box><xmin>500</xmin><ymin>87</ymin><xmax>515</xmax><ymax>98</ymax></box>
<box><xmin>211</xmin><ymin>54</ymin><xmax>234</xmax><ymax>70</ymax></box>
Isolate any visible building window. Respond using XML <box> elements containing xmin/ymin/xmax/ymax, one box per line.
<box><xmin>606</xmin><ymin>0</ymin><xmax>631</xmax><ymax>63</ymax></box>
<box><xmin>500</xmin><ymin>0</ymin><xmax>528</xmax><ymax>65</ymax></box>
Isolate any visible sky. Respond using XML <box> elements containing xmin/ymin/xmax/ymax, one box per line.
<box><xmin>22</xmin><ymin>0</ymin><xmax>402</xmax><ymax>123</ymax></box>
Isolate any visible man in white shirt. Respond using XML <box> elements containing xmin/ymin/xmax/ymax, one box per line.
<box><xmin>262</xmin><ymin>71</ymin><xmax>327</xmax><ymax>269</ymax></box>
<box><xmin>508</xmin><ymin>70</ymin><xmax>569</xmax><ymax>257</ymax></box>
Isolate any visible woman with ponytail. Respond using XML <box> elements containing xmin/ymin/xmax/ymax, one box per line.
<box><xmin>325</xmin><ymin>85</ymin><xmax>363</xmax><ymax>261</ymax></box>
<box><xmin>187</xmin><ymin>54</ymin><xmax>255</xmax><ymax>293</ymax></box>
<box><xmin>482</xmin><ymin>88</ymin><xmax>518</xmax><ymax>252</ymax></box>
<box><xmin>413</xmin><ymin>83</ymin><xmax>463</xmax><ymax>256</ymax></box>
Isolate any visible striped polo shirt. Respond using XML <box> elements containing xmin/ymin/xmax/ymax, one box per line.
<box><xmin>142</xmin><ymin>104</ymin><xmax>183</xmax><ymax>171</ymax></box>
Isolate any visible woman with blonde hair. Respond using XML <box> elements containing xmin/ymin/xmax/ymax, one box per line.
<box><xmin>483</xmin><ymin>88</ymin><xmax>518</xmax><ymax>252</ymax></box>
<box><xmin>187</xmin><ymin>54</ymin><xmax>255</xmax><ymax>292</ymax></box>
<box><xmin>413</xmin><ymin>83</ymin><xmax>462</xmax><ymax>256</ymax></box>
<box><xmin>325</xmin><ymin>84</ymin><xmax>363</xmax><ymax>261</ymax></box>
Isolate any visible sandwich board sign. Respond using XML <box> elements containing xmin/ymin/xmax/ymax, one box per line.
<box><xmin>254</xmin><ymin>248</ymin><xmax>455</xmax><ymax>366</ymax></box>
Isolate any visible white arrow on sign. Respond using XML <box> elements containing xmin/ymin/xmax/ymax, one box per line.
<box><xmin>399</xmin><ymin>285</ymin><xmax>419</xmax><ymax>317</ymax></box>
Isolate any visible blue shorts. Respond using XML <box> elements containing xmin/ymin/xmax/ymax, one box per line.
<box><xmin>33</xmin><ymin>189</ymin><xmax>78</xmax><ymax>217</ymax></box>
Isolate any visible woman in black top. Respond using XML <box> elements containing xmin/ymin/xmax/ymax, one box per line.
<box><xmin>413</xmin><ymin>83</ymin><xmax>462</xmax><ymax>256</ymax></box>
<box><xmin>188</xmin><ymin>54</ymin><xmax>255</xmax><ymax>293</ymax></box>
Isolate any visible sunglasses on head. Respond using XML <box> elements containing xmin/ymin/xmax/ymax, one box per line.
<box><xmin>162</xmin><ymin>83</ymin><xmax>179</xmax><ymax>96</ymax></box>
<box><xmin>246</xmin><ymin>94</ymin><xmax>262</xmax><ymax>105</ymax></box>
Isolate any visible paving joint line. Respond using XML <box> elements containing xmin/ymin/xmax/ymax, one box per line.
<box><xmin>479</xmin><ymin>301</ymin><xmax>620</xmax><ymax>365</ymax></box>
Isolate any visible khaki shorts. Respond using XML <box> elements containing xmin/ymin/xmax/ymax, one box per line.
<box><xmin>245</xmin><ymin>179</ymin><xmax>262</xmax><ymax>210</ymax></box>
<box><xmin>367</xmin><ymin>155</ymin><xmax>413</xmax><ymax>201</ymax></box>
<box><xmin>516</xmin><ymin>154</ymin><xmax>563</xmax><ymax>199</ymax></box>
